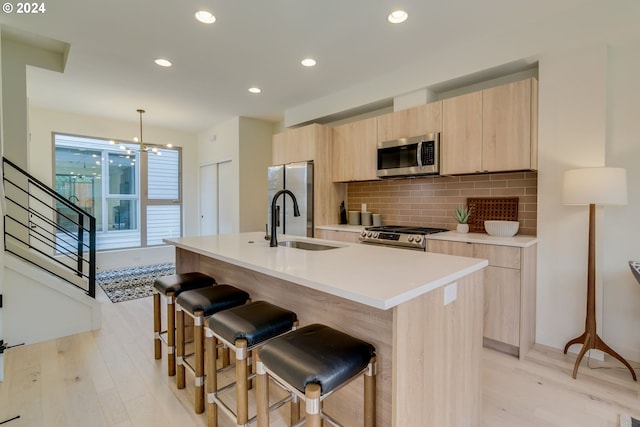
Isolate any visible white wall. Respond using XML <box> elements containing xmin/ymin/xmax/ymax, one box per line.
<box><xmin>536</xmin><ymin>45</ymin><xmax>608</xmax><ymax>352</ymax></box>
<box><xmin>4</xmin><ymin>256</ymin><xmax>101</xmax><ymax>345</ymax></box>
<box><xmin>197</xmin><ymin>116</ymin><xmax>274</xmax><ymax>234</ymax></box>
<box><xmin>602</xmin><ymin>38</ymin><xmax>640</xmax><ymax>360</ymax></box>
<box><xmin>537</xmin><ymin>40</ymin><xmax>640</xmax><ymax>362</ymax></box>
<box><xmin>28</xmin><ymin>106</ymin><xmax>199</xmax><ymax>268</ymax></box>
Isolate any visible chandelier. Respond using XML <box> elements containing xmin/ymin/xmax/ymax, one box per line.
<box><xmin>116</xmin><ymin>109</ymin><xmax>161</xmax><ymax>156</ymax></box>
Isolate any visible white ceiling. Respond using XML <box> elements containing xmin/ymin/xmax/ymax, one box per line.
<box><xmin>0</xmin><ymin>0</ymin><xmax>638</xmax><ymax>133</ymax></box>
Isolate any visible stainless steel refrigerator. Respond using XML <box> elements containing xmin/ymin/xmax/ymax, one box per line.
<box><xmin>267</xmin><ymin>161</ymin><xmax>314</xmax><ymax>238</ymax></box>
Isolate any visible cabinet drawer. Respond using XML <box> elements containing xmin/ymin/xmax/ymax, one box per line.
<box><xmin>474</xmin><ymin>244</ymin><xmax>520</xmax><ymax>269</ymax></box>
<box><xmin>315</xmin><ymin>229</ymin><xmax>361</xmax><ymax>244</ymax></box>
<box><xmin>427</xmin><ymin>240</ymin><xmax>473</xmax><ymax>257</ymax></box>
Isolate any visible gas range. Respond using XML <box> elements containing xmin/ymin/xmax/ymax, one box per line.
<box><xmin>359</xmin><ymin>225</ymin><xmax>449</xmax><ymax>251</ymax></box>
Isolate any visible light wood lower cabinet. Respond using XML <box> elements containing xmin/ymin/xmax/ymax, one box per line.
<box><xmin>315</xmin><ymin>228</ymin><xmax>362</xmax><ymax>243</ymax></box>
<box><xmin>427</xmin><ymin>239</ymin><xmax>536</xmax><ymax>359</ymax></box>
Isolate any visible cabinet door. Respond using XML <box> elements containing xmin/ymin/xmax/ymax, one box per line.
<box><xmin>272</xmin><ymin>124</ymin><xmax>317</xmax><ymax>165</ymax></box>
<box><xmin>441</xmin><ymin>91</ymin><xmax>483</xmax><ymax>175</ymax></box>
<box><xmin>482</xmin><ymin>79</ymin><xmax>533</xmax><ymax>172</ymax></box>
<box><xmin>332</xmin><ymin>117</ymin><xmax>378</xmax><ymax>182</ymax></box>
<box><xmin>483</xmin><ymin>266</ymin><xmax>521</xmax><ymax>346</ymax></box>
<box><xmin>427</xmin><ymin>240</ymin><xmax>473</xmax><ymax>257</ymax></box>
<box><xmin>377</xmin><ymin>102</ymin><xmax>442</xmax><ymax>143</ymax></box>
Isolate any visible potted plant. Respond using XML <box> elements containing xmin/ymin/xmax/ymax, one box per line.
<box><xmin>455</xmin><ymin>206</ymin><xmax>470</xmax><ymax>233</ymax></box>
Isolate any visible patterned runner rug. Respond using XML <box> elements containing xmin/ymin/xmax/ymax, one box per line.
<box><xmin>97</xmin><ymin>263</ymin><xmax>175</xmax><ymax>303</ymax></box>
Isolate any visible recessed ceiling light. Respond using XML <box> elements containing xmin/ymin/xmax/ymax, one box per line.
<box><xmin>248</xmin><ymin>87</ymin><xmax>261</xmax><ymax>94</ymax></box>
<box><xmin>154</xmin><ymin>58</ymin><xmax>172</xmax><ymax>67</ymax></box>
<box><xmin>388</xmin><ymin>10</ymin><xmax>408</xmax><ymax>24</ymax></box>
<box><xmin>195</xmin><ymin>10</ymin><xmax>216</xmax><ymax>24</ymax></box>
<box><xmin>301</xmin><ymin>58</ymin><xmax>317</xmax><ymax>67</ymax></box>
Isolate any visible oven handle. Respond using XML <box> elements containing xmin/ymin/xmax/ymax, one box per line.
<box><xmin>416</xmin><ymin>141</ymin><xmax>423</xmax><ymax>167</ymax></box>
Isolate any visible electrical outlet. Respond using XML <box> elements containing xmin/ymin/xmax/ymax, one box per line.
<box><xmin>444</xmin><ymin>283</ymin><xmax>457</xmax><ymax>306</ymax></box>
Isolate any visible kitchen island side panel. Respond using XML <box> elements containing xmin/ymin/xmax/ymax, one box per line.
<box><xmin>393</xmin><ymin>270</ymin><xmax>483</xmax><ymax>427</ymax></box>
<box><xmin>176</xmin><ymin>247</ymin><xmax>393</xmax><ymax>426</ymax></box>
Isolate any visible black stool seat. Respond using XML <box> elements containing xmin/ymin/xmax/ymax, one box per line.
<box><xmin>209</xmin><ymin>300</ymin><xmax>297</xmax><ymax>347</ymax></box>
<box><xmin>177</xmin><ymin>284</ymin><xmax>249</xmax><ymax>316</ymax></box>
<box><xmin>260</xmin><ymin>323</ymin><xmax>375</xmax><ymax>395</ymax></box>
<box><xmin>153</xmin><ymin>272</ymin><xmax>215</xmax><ymax>296</ymax></box>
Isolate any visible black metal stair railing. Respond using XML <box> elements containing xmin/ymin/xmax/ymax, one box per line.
<box><xmin>2</xmin><ymin>157</ymin><xmax>96</xmax><ymax>298</ymax></box>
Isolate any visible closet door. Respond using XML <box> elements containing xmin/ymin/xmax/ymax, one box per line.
<box><xmin>199</xmin><ymin>160</ymin><xmax>234</xmax><ymax>236</ymax></box>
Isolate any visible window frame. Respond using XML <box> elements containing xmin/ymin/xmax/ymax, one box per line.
<box><xmin>52</xmin><ymin>132</ymin><xmax>183</xmax><ymax>251</ymax></box>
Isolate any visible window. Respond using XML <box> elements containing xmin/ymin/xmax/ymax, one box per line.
<box><xmin>54</xmin><ymin>134</ymin><xmax>182</xmax><ymax>250</ymax></box>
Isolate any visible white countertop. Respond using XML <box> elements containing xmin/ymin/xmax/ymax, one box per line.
<box><xmin>317</xmin><ymin>225</ymin><xmax>537</xmax><ymax>248</ymax></box>
<box><xmin>426</xmin><ymin>231</ymin><xmax>538</xmax><ymax>248</ymax></box>
<box><xmin>164</xmin><ymin>232</ymin><xmax>487</xmax><ymax>311</ymax></box>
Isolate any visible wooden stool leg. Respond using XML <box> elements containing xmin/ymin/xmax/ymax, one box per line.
<box><xmin>220</xmin><ymin>347</ymin><xmax>230</xmax><ymax>368</ymax></box>
<box><xmin>176</xmin><ymin>305</ymin><xmax>185</xmax><ymax>389</ymax></box>
<box><xmin>236</xmin><ymin>339</ymin><xmax>249</xmax><ymax>425</ymax></box>
<box><xmin>305</xmin><ymin>383</ymin><xmax>322</xmax><ymax>427</ymax></box>
<box><xmin>256</xmin><ymin>352</ymin><xmax>269</xmax><ymax>427</ymax></box>
<box><xmin>167</xmin><ymin>292</ymin><xmax>176</xmax><ymax>376</ymax></box>
<box><xmin>206</xmin><ymin>329</ymin><xmax>218</xmax><ymax>427</ymax></box>
<box><xmin>153</xmin><ymin>291</ymin><xmax>161</xmax><ymax>360</ymax></box>
<box><xmin>248</xmin><ymin>348</ymin><xmax>256</xmax><ymax>391</ymax></box>
<box><xmin>364</xmin><ymin>356</ymin><xmax>377</xmax><ymax>427</ymax></box>
<box><xmin>195</xmin><ymin>309</ymin><xmax>205</xmax><ymax>414</ymax></box>
<box><xmin>291</xmin><ymin>395</ymin><xmax>300</xmax><ymax>425</ymax></box>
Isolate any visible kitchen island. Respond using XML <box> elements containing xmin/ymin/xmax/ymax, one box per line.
<box><xmin>164</xmin><ymin>232</ymin><xmax>488</xmax><ymax>427</ymax></box>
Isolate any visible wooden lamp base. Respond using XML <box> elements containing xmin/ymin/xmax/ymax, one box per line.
<box><xmin>563</xmin><ymin>204</ymin><xmax>637</xmax><ymax>381</ymax></box>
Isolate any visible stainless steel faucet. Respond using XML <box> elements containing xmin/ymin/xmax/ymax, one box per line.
<box><xmin>270</xmin><ymin>189</ymin><xmax>300</xmax><ymax>247</ymax></box>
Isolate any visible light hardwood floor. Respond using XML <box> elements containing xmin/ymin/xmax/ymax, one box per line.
<box><xmin>1</xmin><ymin>287</ymin><xmax>639</xmax><ymax>427</ymax></box>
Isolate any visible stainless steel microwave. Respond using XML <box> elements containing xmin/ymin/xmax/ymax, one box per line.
<box><xmin>376</xmin><ymin>133</ymin><xmax>440</xmax><ymax>178</ymax></box>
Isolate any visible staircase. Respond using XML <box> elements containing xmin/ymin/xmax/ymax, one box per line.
<box><xmin>2</xmin><ymin>157</ymin><xmax>100</xmax><ymax>346</ymax></box>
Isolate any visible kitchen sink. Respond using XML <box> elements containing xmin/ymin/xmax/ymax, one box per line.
<box><xmin>278</xmin><ymin>240</ymin><xmax>341</xmax><ymax>251</ymax></box>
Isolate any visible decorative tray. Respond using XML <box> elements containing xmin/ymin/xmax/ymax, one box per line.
<box><xmin>466</xmin><ymin>197</ymin><xmax>519</xmax><ymax>233</ymax></box>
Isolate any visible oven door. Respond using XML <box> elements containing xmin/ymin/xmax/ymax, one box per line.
<box><xmin>377</xmin><ymin>133</ymin><xmax>439</xmax><ymax>178</ymax></box>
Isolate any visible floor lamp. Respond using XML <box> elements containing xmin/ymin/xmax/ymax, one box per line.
<box><xmin>562</xmin><ymin>167</ymin><xmax>636</xmax><ymax>381</ymax></box>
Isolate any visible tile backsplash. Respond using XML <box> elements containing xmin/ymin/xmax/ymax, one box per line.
<box><xmin>347</xmin><ymin>172</ymin><xmax>537</xmax><ymax>235</ymax></box>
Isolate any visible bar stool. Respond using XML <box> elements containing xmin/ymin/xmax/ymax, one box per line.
<box><xmin>153</xmin><ymin>272</ymin><xmax>216</xmax><ymax>376</ymax></box>
<box><xmin>176</xmin><ymin>284</ymin><xmax>250</xmax><ymax>414</ymax></box>
<box><xmin>256</xmin><ymin>324</ymin><xmax>376</xmax><ymax>427</ymax></box>
<box><xmin>205</xmin><ymin>300</ymin><xmax>298</xmax><ymax>427</ymax></box>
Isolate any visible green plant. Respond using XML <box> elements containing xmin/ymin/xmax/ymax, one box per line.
<box><xmin>455</xmin><ymin>206</ymin><xmax>470</xmax><ymax>224</ymax></box>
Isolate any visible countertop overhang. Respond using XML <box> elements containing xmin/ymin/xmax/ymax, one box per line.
<box><xmin>164</xmin><ymin>232</ymin><xmax>488</xmax><ymax>310</ymax></box>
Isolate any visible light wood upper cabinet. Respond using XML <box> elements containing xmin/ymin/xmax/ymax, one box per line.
<box><xmin>332</xmin><ymin>117</ymin><xmax>378</xmax><ymax>182</ymax></box>
<box><xmin>482</xmin><ymin>78</ymin><xmax>537</xmax><ymax>172</ymax></box>
<box><xmin>377</xmin><ymin>101</ymin><xmax>443</xmax><ymax>142</ymax></box>
<box><xmin>441</xmin><ymin>91</ymin><xmax>483</xmax><ymax>175</ymax></box>
<box><xmin>272</xmin><ymin>124</ymin><xmax>322</xmax><ymax>165</ymax></box>
<box><xmin>440</xmin><ymin>78</ymin><xmax>538</xmax><ymax>175</ymax></box>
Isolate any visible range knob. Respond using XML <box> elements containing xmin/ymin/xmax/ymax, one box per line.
<box><xmin>407</xmin><ymin>236</ymin><xmax>414</xmax><ymax>242</ymax></box>
<box><xmin>414</xmin><ymin>236</ymin><xmax>423</xmax><ymax>243</ymax></box>
<box><xmin>367</xmin><ymin>232</ymin><xmax>373</xmax><ymax>238</ymax></box>
<box><xmin>373</xmin><ymin>232</ymin><xmax>379</xmax><ymax>238</ymax></box>
<box><xmin>361</xmin><ymin>230</ymin><xmax>367</xmax><ymax>237</ymax></box>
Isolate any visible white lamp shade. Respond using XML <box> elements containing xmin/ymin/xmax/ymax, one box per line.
<box><xmin>562</xmin><ymin>167</ymin><xmax>628</xmax><ymax>205</ymax></box>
